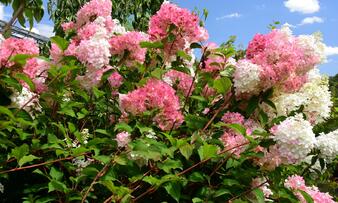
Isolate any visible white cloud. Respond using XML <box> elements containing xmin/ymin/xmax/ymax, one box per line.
<box><xmin>0</xmin><ymin>4</ymin><xmax>4</xmax><ymax>20</ymax></box>
<box><xmin>283</xmin><ymin>22</ymin><xmax>296</xmax><ymax>28</ymax></box>
<box><xmin>216</xmin><ymin>12</ymin><xmax>241</xmax><ymax>20</ymax></box>
<box><xmin>284</xmin><ymin>0</ymin><xmax>320</xmax><ymax>14</ymax></box>
<box><xmin>299</xmin><ymin>16</ymin><xmax>323</xmax><ymax>25</ymax></box>
<box><xmin>0</xmin><ymin>4</ymin><xmax>10</xmax><ymax>21</ymax></box>
<box><xmin>325</xmin><ymin>46</ymin><xmax>338</xmax><ymax>57</ymax></box>
<box><xmin>34</xmin><ymin>24</ymin><xmax>54</xmax><ymax>37</ymax></box>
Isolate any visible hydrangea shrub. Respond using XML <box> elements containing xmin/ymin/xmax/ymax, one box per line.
<box><xmin>0</xmin><ymin>0</ymin><xmax>337</xmax><ymax>202</ymax></box>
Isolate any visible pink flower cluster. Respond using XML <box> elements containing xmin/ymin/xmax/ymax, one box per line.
<box><xmin>0</xmin><ymin>38</ymin><xmax>39</xmax><ymax>67</ymax></box>
<box><xmin>148</xmin><ymin>2</ymin><xmax>208</xmax><ymax>58</ymax></box>
<box><xmin>75</xmin><ymin>0</ymin><xmax>112</xmax><ymax>28</ymax></box>
<box><xmin>50</xmin><ymin>43</ymin><xmax>63</xmax><ymax>63</ymax></box>
<box><xmin>163</xmin><ymin>70</ymin><xmax>194</xmax><ymax>96</ymax></box>
<box><xmin>23</xmin><ymin>58</ymin><xmax>50</xmax><ymax>93</ymax></box>
<box><xmin>220</xmin><ymin>112</ymin><xmax>257</xmax><ymax>157</ymax></box>
<box><xmin>285</xmin><ymin>175</ymin><xmax>335</xmax><ymax>203</ymax></box>
<box><xmin>109</xmin><ymin>32</ymin><xmax>149</xmax><ymax>66</ymax></box>
<box><xmin>116</xmin><ymin>131</ymin><xmax>130</xmax><ymax>147</ymax></box>
<box><xmin>245</xmin><ymin>29</ymin><xmax>320</xmax><ymax>93</ymax></box>
<box><xmin>120</xmin><ymin>79</ymin><xmax>184</xmax><ymax>131</ymax></box>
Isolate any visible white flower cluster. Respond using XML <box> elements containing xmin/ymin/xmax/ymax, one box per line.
<box><xmin>233</xmin><ymin>59</ymin><xmax>261</xmax><ymax>96</ymax></box>
<box><xmin>316</xmin><ymin>129</ymin><xmax>338</xmax><ymax>162</ymax></box>
<box><xmin>111</xmin><ymin>19</ymin><xmax>127</xmax><ymax>35</ymax></box>
<box><xmin>272</xmin><ymin>114</ymin><xmax>316</xmax><ymax>164</ymax></box>
<box><xmin>10</xmin><ymin>86</ymin><xmax>41</xmax><ymax>113</ymax></box>
<box><xmin>263</xmin><ymin>68</ymin><xmax>332</xmax><ymax>124</ymax></box>
<box><xmin>72</xmin><ymin>157</ymin><xmax>94</xmax><ymax>173</ymax></box>
<box><xmin>298</xmin><ymin>32</ymin><xmax>327</xmax><ymax>63</ymax></box>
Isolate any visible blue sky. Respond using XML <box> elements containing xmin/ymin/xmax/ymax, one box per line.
<box><xmin>0</xmin><ymin>0</ymin><xmax>337</xmax><ymax>76</ymax></box>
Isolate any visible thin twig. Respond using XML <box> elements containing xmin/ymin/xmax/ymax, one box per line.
<box><xmin>227</xmin><ymin>180</ymin><xmax>268</xmax><ymax>202</ymax></box>
<box><xmin>81</xmin><ymin>159</ymin><xmax>114</xmax><ymax>203</ymax></box>
<box><xmin>0</xmin><ymin>153</ymin><xmax>89</xmax><ymax>174</ymax></box>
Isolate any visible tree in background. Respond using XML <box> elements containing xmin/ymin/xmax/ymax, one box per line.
<box><xmin>47</xmin><ymin>0</ymin><xmax>163</xmax><ymax>35</ymax></box>
<box><xmin>0</xmin><ymin>0</ymin><xmax>44</xmax><ymax>37</ymax></box>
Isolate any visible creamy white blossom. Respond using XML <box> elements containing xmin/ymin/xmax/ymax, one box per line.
<box><xmin>298</xmin><ymin>32</ymin><xmax>326</xmax><ymax>63</ymax></box>
<box><xmin>233</xmin><ymin>59</ymin><xmax>261</xmax><ymax>96</ymax></box>
<box><xmin>0</xmin><ymin>182</ymin><xmax>4</xmax><ymax>193</ymax></box>
<box><xmin>316</xmin><ymin>130</ymin><xmax>338</xmax><ymax>162</ymax></box>
<box><xmin>262</xmin><ymin>68</ymin><xmax>332</xmax><ymax>125</ymax></box>
<box><xmin>112</xmin><ymin>19</ymin><xmax>126</xmax><ymax>35</ymax></box>
<box><xmin>10</xmin><ymin>86</ymin><xmax>41</xmax><ymax>113</ymax></box>
<box><xmin>271</xmin><ymin>114</ymin><xmax>316</xmax><ymax>164</ymax></box>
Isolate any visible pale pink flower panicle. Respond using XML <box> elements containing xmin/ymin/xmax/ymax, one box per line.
<box><xmin>285</xmin><ymin>175</ymin><xmax>335</xmax><ymax>203</ymax></box>
<box><xmin>75</xmin><ymin>0</ymin><xmax>112</xmax><ymax>28</ymax></box>
<box><xmin>0</xmin><ymin>38</ymin><xmax>39</xmax><ymax>67</ymax></box>
<box><xmin>23</xmin><ymin>58</ymin><xmax>50</xmax><ymax>93</ymax></box>
<box><xmin>116</xmin><ymin>131</ymin><xmax>130</xmax><ymax>147</ymax></box>
<box><xmin>148</xmin><ymin>2</ymin><xmax>208</xmax><ymax>58</ymax></box>
<box><xmin>163</xmin><ymin>69</ymin><xmax>194</xmax><ymax>97</ymax></box>
<box><xmin>120</xmin><ymin>79</ymin><xmax>184</xmax><ymax>131</ymax></box>
<box><xmin>109</xmin><ymin>32</ymin><xmax>149</xmax><ymax>66</ymax></box>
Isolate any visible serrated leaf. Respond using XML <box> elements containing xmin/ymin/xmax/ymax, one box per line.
<box><xmin>225</xmin><ymin>123</ymin><xmax>246</xmax><ymax>135</ymax></box>
<box><xmin>164</xmin><ymin>182</ymin><xmax>181</xmax><ymax>202</ymax></box>
<box><xmin>50</xmin><ymin>167</ymin><xmax>63</xmax><ymax>181</ymax></box>
<box><xmin>18</xmin><ymin>155</ymin><xmax>40</xmax><ymax>167</ymax></box>
<box><xmin>50</xmin><ymin>36</ymin><xmax>69</xmax><ymax>51</ymax></box>
<box><xmin>213</xmin><ymin>77</ymin><xmax>232</xmax><ymax>94</ymax></box>
<box><xmin>11</xmin><ymin>144</ymin><xmax>29</xmax><ymax>161</ymax></box>
<box><xmin>298</xmin><ymin>190</ymin><xmax>314</xmax><ymax>203</ymax></box>
<box><xmin>0</xmin><ymin>106</ymin><xmax>15</xmax><ymax>119</ymax></box>
<box><xmin>198</xmin><ymin>144</ymin><xmax>218</xmax><ymax>161</ymax></box>
<box><xmin>179</xmin><ymin>144</ymin><xmax>194</xmax><ymax>160</ymax></box>
<box><xmin>157</xmin><ymin>159</ymin><xmax>182</xmax><ymax>173</ymax></box>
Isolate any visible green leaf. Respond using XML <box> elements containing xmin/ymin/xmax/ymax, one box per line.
<box><xmin>198</xmin><ymin>144</ymin><xmax>218</xmax><ymax>161</ymax></box>
<box><xmin>298</xmin><ymin>190</ymin><xmax>314</xmax><ymax>203</ymax></box>
<box><xmin>190</xmin><ymin>43</ymin><xmax>202</xmax><ymax>49</ymax></box>
<box><xmin>253</xmin><ymin>188</ymin><xmax>265</xmax><ymax>203</ymax></box>
<box><xmin>177</xmin><ymin>50</ymin><xmax>192</xmax><ymax>61</ymax></box>
<box><xmin>214</xmin><ymin>188</ymin><xmax>230</xmax><ymax>197</ymax></box>
<box><xmin>164</xmin><ymin>182</ymin><xmax>181</xmax><ymax>202</ymax></box>
<box><xmin>139</xmin><ymin>41</ymin><xmax>163</xmax><ymax>49</ymax></box>
<box><xmin>0</xmin><ymin>106</ymin><xmax>15</xmax><ymax>119</ymax></box>
<box><xmin>14</xmin><ymin>73</ymin><xmax>36</xmax><ymax>92</ymax></box>
<box><xmin>2</xmin><ymin>76</ymin><xmax>22</xmax><ymax>92</ymax></box>
<box><xmin>246</xmin><ymin>96</ymin><xmax>259</xmax><ymax>116</ymax></box>
<box><xmin>9</xmin><ymin>54</ymin><xmax>33</xmax><ymax>66</ymax></box>
<box><xmin>224</xmin><ymin>123</ymin><xmax>246</xmax><ymax>135</ymax></box>
<box><xmin>18</xmin><ymin>155</ymin><xmax>40</xmax><ymax>167</ymax></box>
<box><xmin>223</xmin><ymin>179</ymin><xmax>240</xmax><ymax>186</ymax></box>
<box><xmin>50</xmin><ymin>167</ymin><xmax>63</xmax><ymax>181</ymax></box>
<box><xmin>213</xmin><ymin>77</ymin><xmax>232</xmax><ymax>94</ymax></box>
<box><xmin>50</xmin><ymin>36</ymin><xmax>69</xmax><ymax>51</ymax></box>
<box><xmin>179</xmin><ymin>144</ymin><xmax>194</xmax><ymax>160</ymax></box>
<box><xmin>157</xmin><ymin>159</ymin><xmax>182</xmax><ymax>173</ymax></box>
<box><xmin>11</xmin><ymin>144</ymin><xmax>29</xmax><ymax>161</ymax></box>
<box><xmin>114</xmin><ymin>123</ymin><xmax>132</xmax><ymax>133</ymax></box>
<box><xmin>92</xmin><ymin>87</ymin><xmax>105</xmax><ymax>98</ymax></box>
<box><xmin>48</xmin><ymin>179</ymin><xmax>69</xmax><ymax>193</ymax></box>
<box><xmin>189</xmin><ymin>172</ymin><xmax>205</xmax><ymax>182</ymax></box>
<box><xmin>185</xmin><ymin>114</ymin><xmax>208</xmax><ymax>131</ymax></box>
